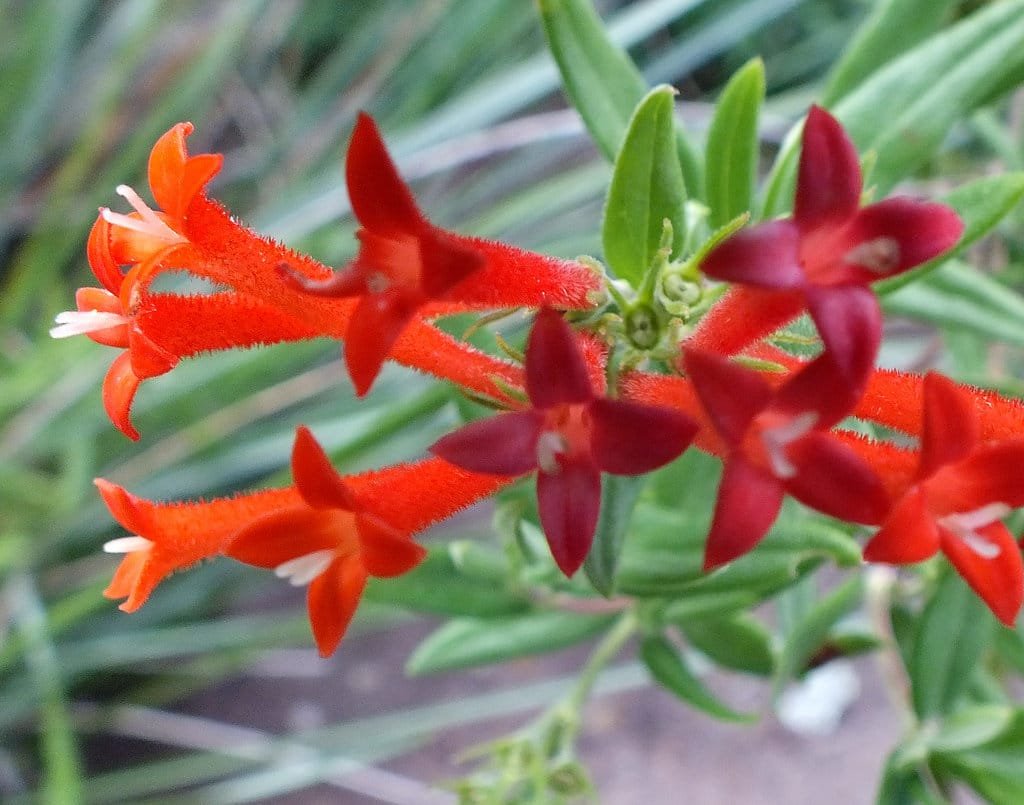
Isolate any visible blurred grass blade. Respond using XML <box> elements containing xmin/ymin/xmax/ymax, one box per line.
<box><xmin>822</xmin><ymin>0</ymin><xmax>956</xmax><ymax>104</ymax></box>
<box><xmin>584</xmin><ymin>474</ymin><xmax>647</xmax><ymax>597</ymax></box>
<box><xmin>538</xmin><ymin>0</ymin><xmax>701</xmax><ymax>192</ymax></box>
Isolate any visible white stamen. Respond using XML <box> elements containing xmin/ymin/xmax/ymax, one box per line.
<box><xmin>762</xmin><ymin>411</ymin><xmax>818</xmax><ymax>479</ymax></box>
<box><xmin>844</xmin><ymin>237</ymin><xmax>900</xmax><ymax>274</ymax></box>
<box><xmin>49</xmin><ymin>310</ymin><xmax>130</xmax><ymax>339</ymax></box>
<box><xmin>274</xmin><ymin>550</ymin><xmax>335</xmax><ymax>587</ymax></box>
<box><xmin>103</xmin><ymin>536</ymin><xmax>153</xmax><ymax>553</ymax></box>
<box><xmin>938</xmin><ymin>502</ymin><xmax>1011</xmax><ymax>559</ymax></box>
<box><xmin>99</xmin><ymin>183</ymin><xmax>186</xmax><ymax>245</ymax></box>
<box><xmin>536</xmin><ymin>431</ymin><xmax>567</xmax><ymax>475</ymax></box>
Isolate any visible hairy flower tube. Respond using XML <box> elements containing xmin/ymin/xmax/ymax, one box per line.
<box><xmin>692</xmin><ymin>105</ymin><xmax>963</xmax><ymax>376</ymax></box>
<box><xmin>683</xmin><ymin>346</ymin><xmax>890</xmax><ymax>569</ymax></box>
<box><xmin>99</xmin><ymin>427</ymin><xmax>510</xmax><ymax>654</ymax></box>
<box><xmin>63</xmin><ymin>119</ymin><xmax>600</xmax><ymax>435</ymax></box>
<box><xmin>864</xmin><ymin>373</ymin><xmax>1024</xmax><ymax>624</ymax></box>
<box><xmin>430</xmin><ymin>308</ymin><xmax>698</xmax><ymax>576</ymax></box>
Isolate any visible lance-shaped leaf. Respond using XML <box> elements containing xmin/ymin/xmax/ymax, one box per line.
<box><xmin>602</xmin><ymin>85</ymin><xmax>687</xmax><ymax>287</ymax></box>
<box><xmin>641</xmin><ymin>634</ymin><xmax>755</xmax><ymax>722</ymax></box>
<box><xmin>583</xmin><ymin>473</ymin><xmax>647</xmax><ymax>597</ymax></box>
<box><xmin>406</xmin><ymin>610</ymin><xmax>616</xmax><ymax>675</ymax></box>
<box><xmin>705</xmin><ymin>57</ymin><xmax>764</xmax><ymax>228</ymax></box>
<box><xmin>538</xmin><ymin>0</ymin><xmax>701</xmax><ymax>192</ymax></box>
<box><xmin>909</xmin><ymin>568</ymin><xmax>997</xmax><ymax>720</ymax></box>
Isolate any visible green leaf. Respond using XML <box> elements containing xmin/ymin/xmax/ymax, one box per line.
<box><xmin>929</xmin><ymin>705</ymin><xmax>1015</xmax><ymax>754</ymax></box>
<box><xmin>932</xmin><ymin>711</ymin><xmax>1024</xmax><ymax>804</ymax></box>
<box><xmin>774</xmin><ymin>576</ymin><xmax>862</xmax><ymax>694</ymax></box>
<box><xmin>679</xmin><ymin>613</ymin><xmax>775</xmax><ymax>676</ymax></box>
<box><xmin>406</xmin><ymin>610</ymin><xmax>616</xmax><ymax>674</ymax></box>
<box><xmin>602</xmin><ymin>85</ymin><xmax>687</xmax><ymax>286</ymax></box>
<box><xmin>878</xmin><ymin>172</ymin><xmax>1024</xmax><ymax>295</ymax></box>
<box><xmin>640</xmin><ymin>634</ymin><xmax>755</xmax><ymax>722</ymax></box>
<box><xmin>883</xmin><ymin>260</ymin><xmax>1024</xmax><ymax>347</ymax></box>
<box><xmin>876</xmin><ymin>753</ymin><xmax>946</xmax><ymax>805</ymax></box>
<box><xmin>364</xmin><ymin>549</ymin><xmax>530</xmax><ymax>617</ymax></box>
<box><xmin>584</xmin><ymin>473</ymin><xmax>647</xmax><ymax>597</ymax></box>
<box><xmin>537</xmin><ymin>0</ymin><xmax>701</xmax><ymax>191</ymax></box>
<box><xmin>705</xmin><ymin>57</ymin><xmax>764</xmax><ymax>228</ymax></box>
<box><xmin>822</xmin><ymin>0</ymin><xmax>957</xmax><ymax>105</ymax></box>
<box><xmin>909</xmin><ymin>567</ymin><xmax>996</xmax><ymax>720</ymax></box>
<box><xmin>763</xmin><ymin>0</ymin><xmax>1024</xmax><ymax>214</ymax></box>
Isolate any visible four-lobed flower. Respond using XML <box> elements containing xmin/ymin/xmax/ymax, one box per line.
<box><xmin>430</xmin><ymin>308</ymin><xmax>698</xmax><ymax>576</ymax></box>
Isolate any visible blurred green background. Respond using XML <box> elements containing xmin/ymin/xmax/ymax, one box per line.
<box><xmin>3</xmin><ymin>1</ymin><xmax>1024</xmax><ymax>802</ymax></box>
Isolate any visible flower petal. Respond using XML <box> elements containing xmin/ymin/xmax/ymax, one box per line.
<box><xmin>699</xmin><ymin>220</ymin><xmax>804</xmax><ymax>289</ymax></box>
<box><xmin>356</xmin><ymin>513</ymin><xmax>427</xmax><ymax>578</ymax></box>
<box><xmin>771</xmin><ymin>352</ymin><xmax>859</xmax><ymax>432</ymax></box>
<box><xmin>429</xmin><ymin>411</ymin><xmax>543</xmax><ymax>476</ymax></box>
<box><xmin>683</xmin><ymin>348</ymin><xmax>772</xmax><ymax>446</ymax></box>
<box><xmin>227</xmin><ymin>508</ymin><xmax>343</xmax><ymax>568</ymax></box>
<box><xmin>346</xmin><ymin>112</ymin><xmax>423</xmax><ymax>236</ymax></box>
<box><xmin>838</xmin><ymin>197</ymin><xmax>963</xmax><ymax>280</ymax></box>
<box><xmin>794</xmin><ymin>106</ymin><xmax>862</xmax><ymax>231</ymax></box>
<box><xmin>291</xmin><ymin>426</ymin><xmax>356</xmax><ymax>510</ymax></box>
<box><xmin>526</xmin><ymin>308</ymin><xmax>593</xmax><ymax>408</ymax></box>
<box><xmin>128</xmin><ymin>326</ymin><xmax>178</xmax><ymax>380</ymax></box>
<box><xmin>148</xmin><ymin>122</ymin><xmax>222</xmax><ymax>220</ymax></box>
<box><xmin>704</xmin><ymin>455</ymin><xmax>785</xmax><ymax>570</ymax></box>
<box><xmin>103</xmin><ymin>351</ymin><xmax>142</xmax><ymax>441</ymax></box>
<box><xmin>863</xmin><ymin>486</ymin><xmax>939</xmax><ymax>563</ymax></box>
<box><xmin>588</xmin><ymin>398</ymin><xmax>697</xmax><ymax>475</ymax></box>
<box><xmin>536</xmin><ymin>459</ymin><xmax>602</xmax><ymax>576</ymax></box>
<box><xmin>919</xmin><ymin>372</ymin><xmax>979</xmax><ymax>479</ymax></box>
<box><xmin>804</xmin><ymin>284</ymin><xmax>881</xmax><ymax>391</ymax></box>
<box><xmin>928</xmin><ymin>440</ymin><xmax>1024</xmax><ymax>514</ymax></box>
<box><xmin>103</xmin><ymin>551</ymin><xmax>148</xmax><ymax>603</ymax></box>
<box><xmin>940</xmin><ymin>521</ymin><xmax>1024</xmax><ymax>626</ymax></box>
<box><xmin>307</xmin><ymin>557</ymin><xmax>367</xmax><ymax>657</ymax></box>
<box><xmin>344</xmin><ymin>292</ymin><xmax>413</xmax><ymax>397</ymax></box>
<box><xmin>786</xmin><ymin>432</ymin><xmax>889</xmax><ymax>524</ymax></box>
<box><xmin>86</xmin><ymin>215</ymin><xmax>125</xmax><ymax>295</ymax></box>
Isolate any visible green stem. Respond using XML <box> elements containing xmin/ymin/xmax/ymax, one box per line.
<box><xmin>566</xmin><ymin>609</ymin><xmax>637</xmax><ymax>713</ymax></box>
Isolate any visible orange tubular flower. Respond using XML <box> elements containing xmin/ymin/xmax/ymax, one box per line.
<box><xmin>98</xmin><ymin>427</ymin><xmax>509</xmax><ymax>656</ymax></box>
<box><xmin>72</xmin><ymin>119</ymin><xmax>597</xmax><ymax>423</ymax></box>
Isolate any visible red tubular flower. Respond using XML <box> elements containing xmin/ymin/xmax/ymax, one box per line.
<box><xmin>864</xmin><ymin>373</ymin><xmax>1024</xmax><ymax>625</ymax></box>
<box><xmin>430</xmin><ymin>308</ymin><xmax>698</xmax><ymax>577</ymax></box>
<box><xmin>692</xmin><ymin>105</ymin><xmax>963</xmax><ymax>376</ymax></box>
<box><xmin>280</xmin><ymin>112</ymin><xmax>600</xmax><ymax>395</ymax></box>
<box><xmin>99</xmin><ymin>427</ymin><xmax>509</xmax><ymax>655</ymax></box>
<box><xmin>683</xmin><ymin>346</ymin><xmax>890</xmax><ymax>570</ymax></box>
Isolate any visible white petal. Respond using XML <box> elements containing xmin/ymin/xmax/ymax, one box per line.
<box><xmin>938</xmin><ymin>502</ymin><xmax>1011</xmax><ymax>559</ymax></box>
<box><xmin>103</xmin><ymin>536</ymin><xmax>153</xmax><ymax>554</ymax></box>
<box><xmin>49</xmin><ymin>310</ymin><xmax>129</xmax><ymax>339</ymax></box>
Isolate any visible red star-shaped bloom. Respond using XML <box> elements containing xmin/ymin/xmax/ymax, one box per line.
<box><xmin>683</xmin><ymin>346</ymin><xmax>889</xmax><ymax>570</ymax></box>
<box><xmin>430</xmin><ymin>308</ymin><xmax>698</xmax><ymax>577</ymax></box>
<box><xmin>227</xmin><ymin>426</ymin><xmax>427</xmax><ymax>656</ymax></box>
<box><xmin>695</xmin><ymin>105</ymin><xmax>963</xmax><ymax>379</ymax></box>
<box><xmin>279</xmin><ymin>112</ymin><xmax>485</xmax><ymax>396</ymax></box>
<box><xmin>864</xmin><ymin>373</ymin><xmax>1024</xmax><ymax>625</ymax></box>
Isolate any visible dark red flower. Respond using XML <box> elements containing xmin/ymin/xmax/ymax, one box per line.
<box><xmin>430</xmin><ymin>308</ymin><xmax>698</xmax><ymax>576</ymax></box>
<box><xmin>695</xmin><ymin>106</ymin><xmax>963</xmax><ymax>378</ymax></box>
<box><xmin>864</xmin><ymin>373</ymin><xmax>1024</xmax><ymax>625</ymax></box>
<box><xmin>683</xmin><ymin>346</ymin><xmax>889</xmax><ymax>570</ymax></box>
